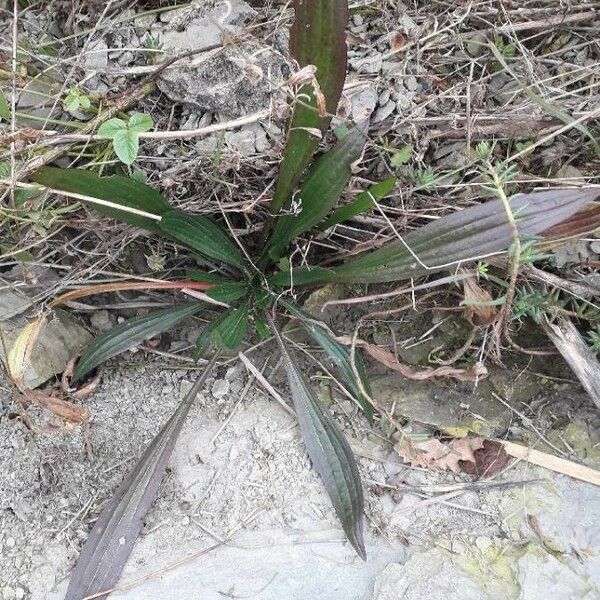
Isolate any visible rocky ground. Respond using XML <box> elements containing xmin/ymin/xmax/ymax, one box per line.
<box><xmin>2</xmin><ymin>350</ymin><xmax>600</xmax><ymax>599</ymax></box>
<box><xmin>1</xmin><ymin>0</ymin><xmax>600</xmax><ymax>599</ymax></box>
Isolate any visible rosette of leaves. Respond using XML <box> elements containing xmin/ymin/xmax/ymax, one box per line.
<box><xmin>30</xmin><ymin>0</ymin><xmax>600</xmax><ymax>597</ymax></box>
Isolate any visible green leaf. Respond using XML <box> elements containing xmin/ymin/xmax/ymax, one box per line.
<box><xmin>112</xmin><ymin>129</ymin><xmax>139</xmax><ymax>165</ymax></box>
<box><xmin>98</xmin><ymin>114</ymin><xmax>153</xmax><ymax>165</ymax></box>
<box><xmin>268</xmin><ymin>314</ymin><xmax>366</xmax><ymax>560</ymax></box>
<box><xmin>206</xmin><ymin>282</ymin><xmax>248</xmax><ymax>303</ymax></box>
<box><xmin>272</xmin><ymin>188</ymin><xmax>600</xmax><ymax>286</ymax></box>
<box><xmin>159</xmin><ymin>210</ymin><xmax>248</xmax><ymax>273</ymax></box>
<box><xmin>211</xmin><ymin>305</ymin><xmax>249</xmax><ymax>350</ymax></box>
<box><xmin>98</xmin><ymin>117</ymin><xmax>127</xmax><ymax>138</ymax></box>
<box><xmin>64</xmin><ymin>354</ymin><xmax>219</xmax><ymax>600</ymax></box>
<box><xmin>270</xmin><ymin>265</ymin><xmax>338</xmax><ymax>287</ymax></box>
<box><xmin>390</xmin><ymin>145</ymin><xmax>413</xmax><ymax>167</ymax></box>
<box><xmin>128</xmin><ymin>112</ymin><xmax>154</xmax><ymax>133</ymax></box>
<box><xmin>193</xmin><ymin>306</ymin><xmax>249</xmax><ymax>357</ymax></box>
<box><xmin>0</xmin><ymin>89</ymin><xmax>10</xmax><ymax>121</ymax></box>
<box><xmin>282</xmin><ymin>300</ymin><xmax>374</xmax><ymax>422</ymax></box>
<box><xmin>253</xmin><ymin>313</ymin><xmax>271</xmax><ymax>340</ymax></box>
<box><xmin>267</xmin><ymin>125</ymin><xmax>368</xmax><ymax>260</ymax></box>
<box><xmin>186</xmin><ymin>269</ymin><xmax>233</xmax><ymax>285</ymax></box>
<box><xmin>318</xmin><ymin>177</ymin><xmax>396</xmax><ymax>231</ymax></box>
<box><xmin>74</xmin><ymin>302</ymin><xmax>204</xmax><ymax>381</ymax></box>
<box><xmin>269</xmin><ymin>0</ymin><xmax>349</xmax><ymax>214</ymax></box>
<box><xmin>31</xmin><ymin>167</ymin><xmax>171</xmax><ymax>232</ymax></box>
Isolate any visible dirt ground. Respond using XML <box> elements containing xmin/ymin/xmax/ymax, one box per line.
<box><xmin>2</xmin><ymin>352</ymin><xmax>600</xmax><ymax>599</ymax></box>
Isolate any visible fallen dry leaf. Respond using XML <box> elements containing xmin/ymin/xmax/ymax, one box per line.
<box><xmin>462</xmin><ymin>277</ymin><xmax>498</xmax><ymax>326</ymax></box>
<box><xmin>460</xmin><ymin>440</ymin><xmax>510</xmax><ymax>477</ymax></box>
<box><xmin>396</xmin><ymin>437</ymin><xmax>485</xmax><ymax>473</ymax></box>
<box><xmin>336</xmin><ymin>335</ymin><xmax>488</xmax><ymax>382</ymax></box>
<box><xmin>61</xmin><ymin>356</ymin><xmax>102</xmax><ymax>400</ymax></box>
<box><xmin>23</xmin><ymin>389</ymin><xmax>88</xmax><ymax>424</ymax></box>
<box><xmin>397</xmin><ymin>437</ymin><xmax>510</xmax><ymax>476</ymax></box>
<box><xmin>390</xmin><ymin>31</ymin><xmax>406</xmax><ymax>51</ymax></box>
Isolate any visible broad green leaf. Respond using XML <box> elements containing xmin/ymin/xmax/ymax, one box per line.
<box><xmin>283</xmin><ymin>300</ymin><xmax>374</xmax><ymax>422</ymax></box>
<box><xmin>268</xmin><ymin>315</ymin><xmax>366</xmax><ymax>559</ymax></box>
<box><xmin>159</xmin><ymin>210</ymin><xmax>248</xmax><ymax>273</ymax></box>
<box><xmin>270</xmin><ymin>265</ymin><xmax>338</xmax><ymax>287</ymax></box>
<box><xmin>112</xmin><ymin>129</ymin><xmax>139</xmax><ymax>165</ymax></box>
<box><xmin>65</xmin><ymin>354</ymin><xmax>218</xmax><ymax>600</ymax></box>
<box><xmin>98</xmin><ymin>117</ymin><xmax>127</xmax><ymax>138</ymax></box>
<box><xmin>31</xmin><ymin>167</ymin><xmax>171</xmax><ymax>232</ymax></box>
<box><xmin>318</xmin><ymin>177</ymin><xmax>396</xmax><ymax>231</ymax></box>
<box><xmin>272</xmin><ymin>188</ymin><xmax>600</xmax><ymax>286</ymax></box>
<box><xmin>206</xmin><ymin>282</ymin><xmax>248</xmax><ymax>303</ymax></box>
<box><xmin>128</xmin><ymin>112</ymin><xmax>154</xmax><ymax>133</ymax></box>
<box><xmin>0</xmin><ymin>88</ymin><xmax>10</xmax><ymax>121</ymax></box>
<box><xmin>186</xmin><ymin>269</ymin><xmax>233</xmax><ymax>285</ymax></box>
<box><xmin>194</xmin><ymin>306</ymin><xmax>249</xmax><ymax>357</ymax></box>
<box><xmin>211</xmin><ymin>305</ymin><xmax>249</xmax><ymax>349</ymax></box>
<box><xmin>74</xmin><ymin>302</ymin><xmax>204</xmax><ymax>381</ymax></box>
<box><xmin>268</xmin><ymin>125</ymin><xmax>368</xmax><ymax>260</ymax></box>
<box><xmin>269</xmin><ymin>0</ymin><xmax>349</xmax><ymax>214</ymax></box>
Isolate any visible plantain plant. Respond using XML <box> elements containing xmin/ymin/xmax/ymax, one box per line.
<box><xmin>29</xmin><ymin>1</ymin><xmax>600</xmax><ymax>598</ymax></box>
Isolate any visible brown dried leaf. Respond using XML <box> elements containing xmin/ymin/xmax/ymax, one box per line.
<box><xmin>461</xmin><ymin>440</ymin><xmax>510</xmax><ymax>477</ymax></box>
<box><xmin>462</xmin><ymin>277</ymin><xmax>498</xmax><ymax>326</ymax></box>
<box><xmin>336</xmin><ymin>335</ymin><xmax>488</xmax><ymax>382</ymax></box>
<box><xmin>390</xmin><ymin>32</ymin><xmax>406</xmax><ymax>51</ymax></box>
<box><xmin>396</xmin><ymin>436</ymin><xmax>486</xmax><ymax>474</ymax></box>
<box><xmin>61</xmin><ymin>357</ymin><xmax>102</xmax><ymax>400</ymax></box>
<box><xmin>7</xmin><ymin>314</ymin><xmax>46</xmax><ymax>386</ymax></box>
<box><xmin>23</xmin><ymin>389</ymin><xmax>88</xmax><ymax>423</ymax></box>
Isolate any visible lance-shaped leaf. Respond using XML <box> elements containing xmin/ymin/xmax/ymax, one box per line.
<box><xmin>31</xmin><ymin>167</ymin><xmax>170</xmax><ymax>232</ymax></box>
<box><xmin>159</xmin><ymin>210</ymin><xmax>248</xmax><ymax>273</ymax></box>
<box><xmin>74</xmin><ymin>302</ymin><xmax>204</xmax><ymax>381</ymax></box>
<box><xmin>282</xmin><ymin>300</ymin><xmax>373</xmax><ymax>422</ymax></box>
<box><xmin>211</xmin><ymin>305</ymin><xmax>249</xmax><ymax>349</ymax></box>
<box><xmin>271</xmin><ymin>188</ymin><xmax>600</xmax><ymax>286</ymax></box>
<box><xmin>268</xmin><ymin>125</ymin><xmax>368</xmax><ymax>260</ymax></box>
<box><xmin>267</xmin><ymin>314</ymin><xmax>366</xmax><ymax>560</ymax></box>
<box><xmin>65</xmin><ymin>354</ymin><xmax>219</xmax><ymax>600</ymax></box>
<box><xmin>318</xmin><ymin>177</ymin><xmax>396</xmax><ymax>231</ymax></box>
<box><xmin>193</xmin><ymin>306</ymin><xmax>249</xmax><ymax>358</ymax></box>
<box><xmin>270</xmin><ymin>0</ymin><xmax>349</xmax><ymax>214</ymax></box>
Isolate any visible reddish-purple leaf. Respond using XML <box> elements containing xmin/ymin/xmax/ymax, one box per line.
<box><xmin>65</xmin><ymin>355</ymin><xmax>218</xmax><ymax>600</ymax></box>
<box><xmin>269</xmin><ymin>0</ymin><xmax>349</xmax><ymax>214</ymax></box>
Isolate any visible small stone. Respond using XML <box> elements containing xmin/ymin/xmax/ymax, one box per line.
<box><xmin>347</xmin><ymin>85</ymin><xmax>377</xmax><ymax>121</ymax></box>
<box><xmin>5</xmin><ymin>537</ymin><xmax>16</xmax><ymax>548</ymax></box>
<box><xmin>84</xmin><ymin>39</ymin><xmax>109</xmax><ymax>72</ymax></box>
<box><xmin>378</xmin><ymin>88</ymin><xmax>391</xmax><ymax>106</ymax></box>
<box><xmin>211</xmin><ymin>379</ymin><xmax>230</xmax><ymax>399</ymax></box>
<box><xmin>90</xmin><ymin>310</ymin><xmax>116</xmax><ymax>332</ymax></box>
<box><xmin>373</xmin><ymin>99</ymin><xmax>396</xmax><ymax>123</ymax></box>
<box><xmin>404</xmin><ymin>75</ymin><xmax>418</xmax><ymax>91</ymax></box>
<box><xmin>350</xmin><ymin>53</ymin><xmax>383</xmax><ymax>74</ymax></box>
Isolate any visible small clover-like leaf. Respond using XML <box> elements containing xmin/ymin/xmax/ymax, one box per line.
<box><xmin>97</xmin><ymin>114</ymin><xmax>153</xmax><ymax>165</ymax></box>
<box><xmin>128</xmin><ymin>112</ymin><xmax>154</xmax><ymax>133</ymax></box>
<box><xmin>112</xmin><ymin>129</ymin><xmax>139</xmax><ymax>166</ymax></box>
<box><xmin>98</xmin><ymin>118</ymin><xmax>127</xmax><ymax>138</ymax></box>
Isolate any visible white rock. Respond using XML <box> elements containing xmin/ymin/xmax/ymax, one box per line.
<box><xmin>211</xmin><ymin>379</ymin><xmax>230</xmax><ymax>399</ymax></box>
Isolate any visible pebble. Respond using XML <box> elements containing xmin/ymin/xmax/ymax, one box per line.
<box><xmin>90</xmin><ymin>310</ymin><xmax>116</xmax><ymax>332</ymax></box>
<box><xmin>373</xmin><ymin>99</ymin><xmax>396</xmax><ymax>123</ymax></box>
<box><xmin>378</xmin><ymin>88</ymin><xmax>391</xmax><ymax>106</ymax></box>
<box><xmin>211</xmin><ymin>379</ymin><xmax>230</xmax><ymax>399</ymax></box>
